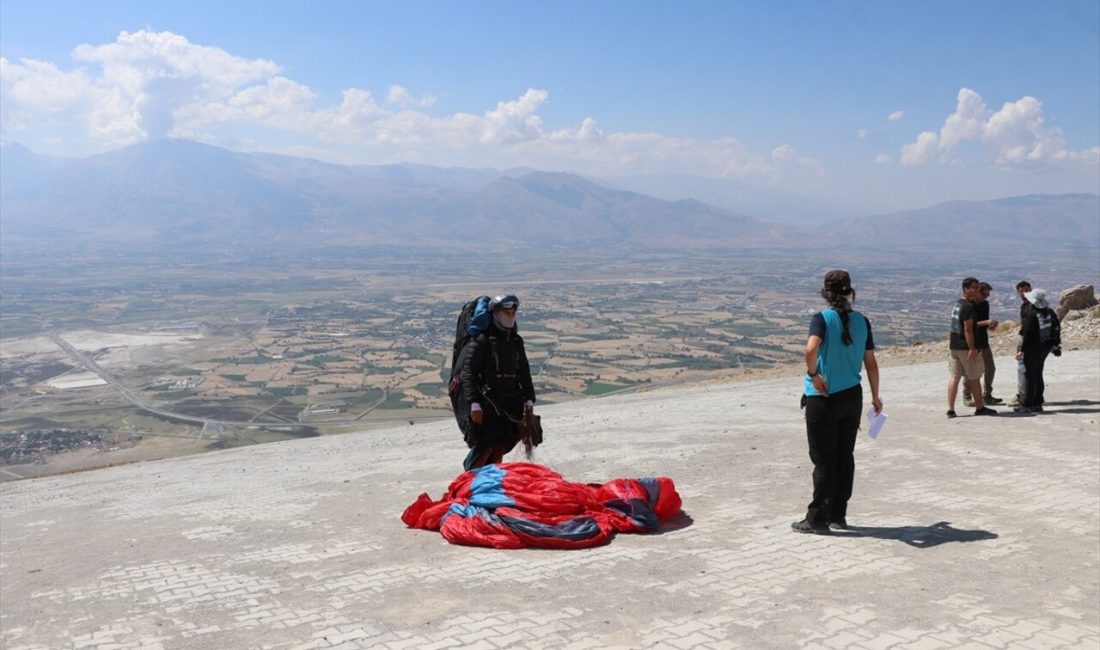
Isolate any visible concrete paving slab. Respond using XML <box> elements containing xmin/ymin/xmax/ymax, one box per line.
<box><xmin>1</xmin><ymin>351</ymin><xmax>1098</xmax><ymax>649</ymax></box>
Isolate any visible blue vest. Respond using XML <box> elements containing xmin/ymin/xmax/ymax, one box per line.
<box><xmin>803</xmin><ymin>309</ymin><xmax>868</xmax><ymax>397</ymax></box>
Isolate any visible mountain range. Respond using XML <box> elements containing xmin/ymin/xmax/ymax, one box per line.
<box><xmin>1</xmin><ymin>139</ymin><xmax>1097</xmax><ymax>254</ymax></box>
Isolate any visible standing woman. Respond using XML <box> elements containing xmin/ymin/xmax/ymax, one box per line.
<box><xmin>460</xmin><ymin>294</ymin><xmax>536</xmax><ymax>470</ymax></box>
<box><xmin>793</xmin><ymin>270</ymin><xmax>883</xmax><ymax>535</ymax></box>
<box><xmin>1014</xmin><ymin>288</ymin><xmax>1061</xmax><ymax>413</ymax></box>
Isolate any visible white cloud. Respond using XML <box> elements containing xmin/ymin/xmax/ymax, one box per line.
<box><xmin>771</xmin><ymin>144</ymin><xmax>825</xmax><ymax>179</ymax></box>
<box><xmin>205</xmin><ymin>77</ymin><xmax>315</xmax><ymax>125</ymax></box>
<box><xmin>874</xmin><ymin>153</ymin><xmax>892</xmax><ymax>164</ymax></box>
<box><xmin>1</xmin><ymin>30</ymin><xmax>279</xmax><ymax>144</ymax></box>
<box><xmin>323</xmin><ymin>89</ymin><xmax>388</xmax><ymax>132</ymax></box>
<box><xmin>0</xmin><ymin>56</ymin><xmax>102</xmax><ymax>131</ymax></box>
<box><xmin>72</xmin><ymin>30</ymin><xmax>278</xmax><ymax>86</ymax></box>
<box><xmin>0</xmin><ymin>30</ymin><xmax>829</xmax><ymax>188</ymax></box>
<box><xmin>900</xmin><ymin>131</ymin><xmax>939</xmax><ymax>166</ymax></box>
<box><xmin>771</xmin><ymin>144</ymin><xmax>796</xmax><ymax>161</ymax></box>
<box><xmin>939</xmin><ymin>88</ymin><xmax>988</xmax><ymax>151</ymax></box>
<box><xmin>856</xmin><ymin>128</ymin><xmax>867</xmax><ymax>139</ymax></box>
<box><xmin>549</xmin><ymin>117</ymin><xmax>603</xmax><ymax>143</ymax></box>
<box><xmin>478</xmin><ymin>89</ymin><xmax>547</xmax><ymax>144</ymax></box>
<box><xmin>386</xmin><ymin>84</ymin><xmax>437</xmax><ymax>109</ymax></box>
<box><xmin>899</xmin><ymin>87</ymin><xmax>1096</xmax><ymax>168</ymax></box>
<box><xmin>888</xmin><ymin>110</ymin><xmax>904</xmax><ymax>122</ymax></box>
<box><xmin>77</xmin><ymin>30</ymin><xmax>278</xmax><ymax>141</ymax></box>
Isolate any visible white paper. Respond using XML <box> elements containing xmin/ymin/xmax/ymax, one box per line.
<box><xmin>866</xmin><ymin>407</ymin><xmax>887</xmax><ymax>440</ymax></box>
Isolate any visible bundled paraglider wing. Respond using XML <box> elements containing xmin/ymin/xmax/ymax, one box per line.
<box><xmin>401</xmin><ymin>462</ymin><xmax>682</xmax><ymax>549</ymax></box>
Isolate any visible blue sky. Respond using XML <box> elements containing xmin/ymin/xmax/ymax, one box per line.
<box><xmin>2</xmin><ymin>0</ymin><xmax>1098</xmax><ymax>213</ymax></box>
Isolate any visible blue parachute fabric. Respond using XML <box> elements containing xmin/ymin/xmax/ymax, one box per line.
<box><xmin>441</xmin><ymin>502</ymin><xmax>507</xmax><ymax>527</ymax></box>
<box><xmin>441</xmin><ymin>502</ymin><xmax>478</xmax><ymax>525</ymax></box>
<box><xmin>603</xmin><ymin>498</ymin><xmax>658</xmax><ymax>530</ymax></box>
<box><xmin>640</xmin><ymin>477</ymin><xmax>660</xmax><ymax>509</ymax></box>
<box><xmin>468</xmin><ymin>464</ymin><xmax>516</xmax><ymax>509</ymax></box>
<box><xmin>497</xmin><ymin>514</ymin><xmax>603</xmax><ymax>541</ymax></box>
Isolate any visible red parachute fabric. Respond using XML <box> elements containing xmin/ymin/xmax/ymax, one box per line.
<box><xmin>401</xmin><ymin>462</ymin><xmax>682</xmax><ymax>549</ymax></box>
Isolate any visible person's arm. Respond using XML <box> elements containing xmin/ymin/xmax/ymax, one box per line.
<box><xmin>517</xmin><ymin>339</ymin><xmax>535</xmax><ymax>412</ymax></box>
<box><xmin>1015</xmin><ymin>312</ymin><xmax>1034</xmax><ymax>360</ymax></box>
<box><xmin>1018</xmin><ymin>313</ymin><xmax>1034</xmax><ymax>346</ymax></box>
<box><xmin>864</xmin><ymin>349</ymin><xmax>882</xmax><ymax>414</ymax></box>
<box><xmin>805</xmin><ymin>335</ymin><xmax>827</xmax><ymax>395</ymax></box>
<box><xmin>964</xmin><ymin>317</ymin><xmax>978</xmax><ymax>360</ymax></box>
<box><xmin>1050</xmin><ymin>312</ymin><xmax>1062</xmax><ymax>355</ymax></box>
<box><xmin>460</xmin><ymin>336</ymin><xmax>487</xmax><ymax>425</ymax></box>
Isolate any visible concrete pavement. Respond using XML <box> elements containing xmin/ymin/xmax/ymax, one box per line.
<box><xmin>1</xmin><ymin>350</ymin><xmax>1098</xmax><ymax>649</ymax></box>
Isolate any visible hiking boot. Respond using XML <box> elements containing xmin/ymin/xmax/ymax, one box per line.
<box><xmin>962</xmin><ymin>396</ymin><xmax>975</xmax><ymax>407</ymax></box>
<box><xmin>974</xmin><ymin>407</ymin><xmax>998</xmax><ymax>416</ymax></box>
<box><xmin>829</xmin><ymin>518</ymin><xmax>849</xmax><ymax>530</ymax></box>
<box><xmin>946</xmin><ymin>410</ymin><xmax>957</xmax><ymax>419</ymax></box>
<box><xmin>983</xmin><ymin>394</ymin><xmax>1004</xmax><ymax>405</ymax></box>
<box><xmin>791</xmin><ymin>518</ymin><xmax>831</xmax><ymax>535</ymax></box>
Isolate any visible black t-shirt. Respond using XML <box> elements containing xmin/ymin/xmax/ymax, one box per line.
<box><xmin>973</xmin><ymin>300</ymin><xmax>990</xmax><ymax>349</ymax></box>
<box><xmin>949</xmin><ymin>298</ymin><xmax>977</xmax><ymax>350</ymax></box>
<box><xmin>809</xmin><ymin>311</ymin><xmax>875</xmax><ymax>350</ymax></box>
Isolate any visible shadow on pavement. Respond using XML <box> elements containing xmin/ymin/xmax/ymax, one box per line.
<box><xmin>833</xmin><ymin>520</ymin><xmax>997</xmax><ymax>548</ymax></box>
<box><xmin>1044</xmin><ymin>400</ymin><xmax>1100</xmax><ymax>406</ymax></box>
<box><xmin>655</xmin><ymin>511</ymin><xmax>695</xmax><ymax>534</ymax></box>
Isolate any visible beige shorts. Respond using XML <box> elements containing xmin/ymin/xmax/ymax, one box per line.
<box><xmin>949</xmin><ymin>349</ymin><xmax>985</xmax><ymax>380</ymax></box>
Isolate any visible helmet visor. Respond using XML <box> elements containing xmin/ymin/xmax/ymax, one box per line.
<box><xmin>492</xmin><ymin>294</ymin><xmax>520</xmax><ymax>311</ymax></box>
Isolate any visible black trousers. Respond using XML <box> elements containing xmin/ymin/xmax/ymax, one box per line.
<box><xmin>1022</xmin><ymin>347</ymin><xmax>1049</xmax><ymax>408</ymax></box>
<box><xmin>963</xmin><ymin>346</ymin><xmax>996</xmax><ymax>399</ymax></box>
<box><xmin>803</xmin><ymin>385</ymin><xmax>862</xmax><ymax>525</ymax></box>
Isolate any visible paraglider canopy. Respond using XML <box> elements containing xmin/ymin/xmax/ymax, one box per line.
<box><xmin>402</xmin><ymin>462</ymin><xmax>682</xmax><ymax>549</ymax></box>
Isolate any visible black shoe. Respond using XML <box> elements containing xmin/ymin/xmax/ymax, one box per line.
<box><xmin>983</xmin><ymin>394</ymin><xmax>1004</xmax><ymax>405</ymax></box>
<box><xmin>791</xmin><ymin>519</ymin><xmax>831</xmax><ymax>535</ymax></box>
<box><xmin>974</xmin><ymin>407</ymin><xmax>998</xmax><ymax>416</ymax></box>
<box><xmin>946</xmin><ymin>410</ymin><xmax>957</xmax><ymax>419</ymax></box>
<box><xmin>1031</xmin><ymin>405</ymin><xmax>1044</xmax><ymax>413</ymax></box>
<box><xmin>1013</xmin><ymin>405</ymin><xmax>1032</xmax><ymax>414</ymax></box>
<box><xmin>829</xmin><ymin>518</ymin><xmax>849</xmax><ymax>530</ymax></box>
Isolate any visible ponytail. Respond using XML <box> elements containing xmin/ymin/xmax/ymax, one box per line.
<box><xmin>820</xmin><ymin>288</ymin><xmax>855</xmax><ymax>345</ymax></box>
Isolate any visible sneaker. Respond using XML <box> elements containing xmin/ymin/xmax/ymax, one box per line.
<box><xmin>791</xmin><ymin>519</ymin><xmax>831</xmax><ymax>535</ymax></box>
<box><xmin>1013</xmin><ymin>405</ymin><xmax>1032</xmax><ymax>414</ymax></box>
<box><xmin>974</xmin><ymin>407</ymin><xmax>998</xmax><ymax>416</ymax></box>
<box><xmin>829</xmin><ymin>518</ymin><xmax>849</xmax><ymax>530</ymax></box>
<box><xmin>983</xmin><ymin>394</ymin><xmax>1004</xmax><ymax>405</ymax></box>
<box><xmin>962</xmin><ymin>397</ymin><xmax>975</xmax><ymax>407</ymax></box>
<box><xmin>1008</xmin><ymin>396</ymin><xmax>1021</xmax><ymax>407</ymax></box>
<box><xmin>946</xmin><ymin>410</ymin><xmax>957</xmax><ymax>419</ymax></box>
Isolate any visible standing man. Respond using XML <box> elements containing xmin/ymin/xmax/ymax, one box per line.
<box><xmin>1011</xmin><ymin>281</ymin><xmax>1032</xmax><ymax>407</ymax></box>
<box><xmin>792</xmin><ymin>270</ymin><xmax>882</xmax><ymax>535</ymax></box>
<box><xmin>964</xmin><ymin>282</ymin><xmax>1002</xmax><ymax>406</ymax></box>
<box><xmin>947</xmin><ymin>277</ymin><xmax>998</xmax><ymax>418</ymax></box>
